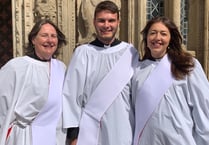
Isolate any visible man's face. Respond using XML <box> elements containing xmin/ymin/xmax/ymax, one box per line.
<box><xmin>94</xmin><ymin>10</ymin><xmax>120</xmax><ymax>45</ymax></box>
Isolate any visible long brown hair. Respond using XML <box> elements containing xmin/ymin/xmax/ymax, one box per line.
<box><xmin>141</xmin><ymin>16</ymin><xmax>194</xmax><ymax>80</ymax></box>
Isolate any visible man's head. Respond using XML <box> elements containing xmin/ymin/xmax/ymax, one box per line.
<box><xmin>93</xmin><ymin>1</ymin><xmax>120</xmax><ymax>45</ymax></box>
<box><xmin>94</xmin><ymin>1</ymin><xmax>120</xmax><ymax>20</ymax></box>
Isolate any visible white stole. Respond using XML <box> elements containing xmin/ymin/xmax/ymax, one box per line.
<box><xmin>134</xmin><ymin>54</ymin><xmax>174</xmax><ymax>145</ymax></box>
<box><xmin>77</xmin><ymin>46</ymin><xmax>138</xmax><ymax>145</ymax></box>
<box><xmin>32</xmin><ymin>60</ymin><xmax>64</xmax><ymax>145</ymax></box>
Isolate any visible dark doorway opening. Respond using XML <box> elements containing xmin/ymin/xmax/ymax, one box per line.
<box><xmin>0</xmin><ymin>0</ymin><xmax>13</xmax><ymax>68</ymax></box>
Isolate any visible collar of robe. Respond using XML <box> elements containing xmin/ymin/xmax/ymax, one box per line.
<box><xmin>28</xmin><ymin>52</ymin><xmax>50</xmax><ymax>62</ymax></box>
<box><xmin>90</xmin><ymin>38</ymin><xmax>121</xmax><ymax>47</ymax></box>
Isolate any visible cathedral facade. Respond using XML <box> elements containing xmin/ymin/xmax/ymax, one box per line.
<box><xmin>0</xmin><ymin>0</ymin><xmax>209</xmax><ymax>79</ymax></box>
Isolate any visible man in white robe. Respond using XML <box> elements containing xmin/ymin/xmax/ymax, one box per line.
<box><xmin>62</xmin><ymin>1</ymin><xmax>139</xmax><ymax>145</ymax></box>
<box><xmin>63</xmin><ymin>38</ymin><xmax>139</xmax><ymax>145</ymax></box>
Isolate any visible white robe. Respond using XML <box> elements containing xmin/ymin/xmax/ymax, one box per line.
<box><xmin>0</xmin><ymin>56</ymin><xmax>66</xmax><ymax>145</ymax></box>
<box><xmin>132</xmin><ymin>58</ymin><xmax>209</xmax><ymax>145</ymax></box>
<box><xmin>63</xmin><ymin>42</ymin><xmax>139</xmax><ymax>145</ymax></box>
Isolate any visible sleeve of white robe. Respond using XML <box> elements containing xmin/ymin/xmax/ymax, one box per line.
<box><xmin>188</xmin><ymin>59</ymin><xmax>209</xmax><ymax>144</ymax></box>
<box><xmin>63</xmin><ymin>46</ymin><xmax>87</xmax><ymax>128</ymax></box>
<box><xmin>0</xmin><ymin>58</ymin><xmax>49</xmax><ymax>130</ymax></box>
<box><xmin>0</xmin><ymin>64</ymin><xmax>16</xmax><ymax>129</ymax></box>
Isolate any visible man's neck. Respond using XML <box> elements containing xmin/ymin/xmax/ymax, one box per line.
<box><xmin>90</xmin><ymin>38</ymin><xmax>121</xmax><ymax>47</ymax></box>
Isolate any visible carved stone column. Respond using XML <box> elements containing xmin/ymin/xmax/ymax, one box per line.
<box><xmin>126</xmin><ymin>0</ymin><xmax>146</xmax><ymax>54</ymax></box>
<box><xmin>188</xmin><ymin>1</ymin><xmax>205</xmax><ymax>65</ymax></box>
<box><xmin>164</xmin><ymin>0</ymin><xmax>181</xmax><ymax>27</ymax></box>
<box><xmin>60</xmin><ymin>0</ymin><xmax>76</xmax><ymax>64</ymax></box>
<box><xmin>204</xmin><ymin>0</ymin><xmax>209</xmax><ymax>78</ymax></box>
<box><xmin>12</xmin><ymin>0</ymin><xmax>24</xmax><ymax>57</ymax></box>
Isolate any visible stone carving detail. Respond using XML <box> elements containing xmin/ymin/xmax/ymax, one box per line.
<box><xmin>13</xmin><ymin>0</ymin><xmax>23</xmax><ymax>57</ymax></box>
<box><xmin>24</xmin><ymin>1</ymin><xmax>34</xmax><ymax>48</ymax></box>
<box><xmin>33</xmin><ymin>0</ymin><xmax>57</xmax><ymax>23</ymax></box>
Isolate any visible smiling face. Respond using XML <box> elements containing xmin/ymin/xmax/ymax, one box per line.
<box><xmin>94</xmin><ymin>10</ymin><xmax>120</xmax><ymax>45</ymax></box>
<box><xmin>147</xmin><ymin>22</ymin><xmax>171</xmax><ymax>59</ymax></box>
<box><xmin>32</xmin><ymin>23</ymin><xmax>58</xmax><ymax>60</ymax></box>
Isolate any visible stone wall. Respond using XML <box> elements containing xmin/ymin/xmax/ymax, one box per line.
<box><xmin>6</xmin><ymin>0</ymin><xmax>209</xmax><ymax>78</ymax></box>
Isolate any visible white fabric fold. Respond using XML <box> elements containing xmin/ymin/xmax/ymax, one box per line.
<box><xmin>134</xmin><ymin>54</ymin><xmax>174</xmax><ymax>145</ymax></box>
<box><xmin>32</xmin><ymin>59</ymin><xmax>64</xmax><ymax>145</ymax></box>
<box><xmin>77</xmin><ymin>46</ymin><xmax>137</xmax><ymax>145</ymax></box>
